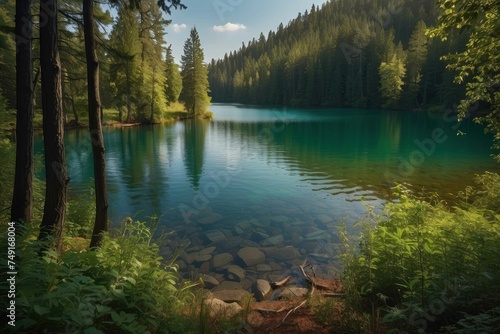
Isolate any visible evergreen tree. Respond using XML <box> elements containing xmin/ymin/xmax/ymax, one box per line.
<box><xmin>0</xmin><ymin>0</ymin><xmax>16</xmax><ymax>109</ymax></box>
<box><xmin>207</xmin><ymin>0</ymin><xmax>458</xmax><ymax>111</ymax></box>
<box><xmin>109</xmin><ymin>7</ymin><xmax>142</xmax><ymax>122</ymax></box>
<box><xmin>379</xmin><ymin>43</ymin><xmax>407</xmax><ymax>109</ymax></box>
<box><xmin>165</xmin><ymin>45</ymin><xmax>182</xmax><ymax>104</ymax></box>
<box><xmin>83</xmin><ymin>0</ymin><xmax>108</xmax><ymax>248</ymax></box>
<box><xmin>11</xmin><ymin>0</ymin><xmax>34</xmax><ymax>223</ymax></box>
<box><xmin>180</xmin><ymin>27</ymin><xmax>211</xmax><ymax>116</ymax></box>
<box><xmin>137</xmin><ymin>0</ymin><xmax>169</xmax><ymax>123</ymax></box>
<box><xmin>405</xmin><ymin>20</ymin><xmax>428</xmax><ymax>109</ymax></box>
<box><xmin>39</xmin><ymin>0</ymin><xmax>68</xmax><ymax>252</ymax></box>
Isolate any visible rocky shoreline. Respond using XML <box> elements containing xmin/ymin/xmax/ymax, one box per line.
<box><xmin>158</xmin><ymin>203</ymin><xmax>345</xmax><ymax>308</ymax></box>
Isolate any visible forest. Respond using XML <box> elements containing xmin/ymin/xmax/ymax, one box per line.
<box><xmin>208</xmin><ymin>0</ymin><xmax>463</xmax><ymax>110</ymax></box>
<box><xmin>1</xmin><ymin>0</ymin><xmax>500</xmax><ymax>333</ymax></box>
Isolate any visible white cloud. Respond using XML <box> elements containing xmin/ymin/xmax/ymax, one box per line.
<box><xmin>172</xmin><ymin>23</ymin><xmax>187</xmax><ymax>33</ymax></box>
<box><xmin>213</xmin><ymin>22</ymin><xmax>247</xmax><ymax>32</ymax></box>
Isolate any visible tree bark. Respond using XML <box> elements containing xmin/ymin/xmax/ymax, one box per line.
<box><xmin>39</xmin><ymin>0</ymin><xmax>68</xmax><ymax>252</ymax></box>
<box><xmin>83</xmin><ymin>0</ymin><xmax>108</xmax><ymax>248</ymax></box>
<box><xmin>11</xmin><ymin>0</ymin><xmax>34</xmax><ymax>223</ymax></box>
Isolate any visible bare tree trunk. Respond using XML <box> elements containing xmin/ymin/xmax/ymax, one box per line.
<box><xmin>11</xmin><ymin>0</ymin><xmax>34</xmax><ymax>223</ymax></box>
<box><xmin>39</xmin><ymin>0</ymin><xmax>68</xmax><ymax>253</ymax></box>
<box><xmin>83</xmin><ymin>0</ymin><xmax>108</xmax><ymax>248</ymax></box>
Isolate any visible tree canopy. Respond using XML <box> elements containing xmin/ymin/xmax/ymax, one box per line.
<box><xmin>428</xmin><ymin>0</ymin><xmax>500</xmax><ymax>160</ymax></box>
<box><xmin>180</xmin><ymin>27</ymin><xmax>211</xmax><ymax>116</ymax></box>
<box><xmin>208</xmin><ymin>0</ymin><xmax>466</xmax><ymax>110</ymax></box>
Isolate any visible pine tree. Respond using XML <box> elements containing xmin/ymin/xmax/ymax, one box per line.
<box><xmin>0</xmin><ymin>0</ymin><xmax>16</xmax><ymax>109</ymax></box>
<box><xmin>11</xmin><ymin>0</ymin><xmax>34</xmax><ymax>223</ymax></box>
<box><xmin>379</xmin><ymin>43</ymin><xmax>407</xmax><ymax>109</ymax></box>
<box><xmin>137</xmin><ymin>0</ymin><xmax>169</xmax><ymax>123</ymax></box>
<box><xmin>39</xmin><ymin>0</ymin><xmax>68</xmax><ymax>252</ymax></box>
<box><xmin>405</xmin><ymin>20</ymin><xmax>428</xmax><ymax>110</ymax></box>
<box><xmin>180</xmin><ymin>27</ymin><xmax>211</xmax><ymax>116</ymax></box>
<box><xmin>109</xmin><ymin>7</ymin><xmax>142</xmax><ymax>122</ymax></box>
<box><xmin>165</xmin><ymin>45</ymin><xmax>182</xmax><ymax>104</ymax></box>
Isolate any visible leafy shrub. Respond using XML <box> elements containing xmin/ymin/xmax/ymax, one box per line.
<box><xmin>340</xmin><ymin>175</ymin><xmax>500</xmax><ymax>333</ymax></box>
<box><xmin>1</xmin><ymin>220</ymin><xmax>200</xmax><ymax>333</ymax></box>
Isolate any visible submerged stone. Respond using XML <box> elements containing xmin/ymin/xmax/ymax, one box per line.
<box><xmin>226</xmin><ymin>265</ymin><xmax>246</xmax><ymax>282</ymax></box>
<box><xmin>199</xmin><ymin>246</ymin><xmax>216</xmax><ymax>255</ymax></box>
<box><xmin>265</xmin><ymin>247</ymin><xmax>299</xmax><ymax>261</ymax></box>
<box><xmin>212</xmin><ymin>253</ymin><xmax>234</xmax><ymax>268</ymax></box>
<box><xmin>237</xmin><ymin>247</ymin><xmax>266</xmax><ymax>267</ymax></box>
<box><xmin>253</xmin><ymin>279</ymin><xmax>272</xmax><ymax>301</ymax></box>
<box><xmin>256</xmin><ymin>264</ymin><xmax>272</xmax><ymax>272</ymax></box>
<box><xmin>201</xmin><ymin>275</ymin><xmax>220</xmax><ymax>289</ymax></box>
<box><xmin>206</xmin><ymin>230</ymin><xmax>226</xmax><ymax>243</ymax></box>
<box><xmin>261</xmin><ymin>234</ymin><xmax>284</xmax><ymax>246</ymax></box>
<box><xmin>196</xmin><ymin>213</ymin><xmax>223</xmax><ymax>225</ymax></box>
<box><xmin>195</xmin><ymin>254</ymin><xmax>212</xmax><ymax>262</ymax></box>
<box><xmin>213</xmin><ymin>281</ymin><xmax>250</xmax><ymax>303</ymax></box>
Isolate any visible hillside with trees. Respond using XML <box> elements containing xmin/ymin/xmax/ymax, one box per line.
<box><xmin>208</xmin><ymin>0</ymin><xmax>466</xmax><ymax>111</ymax></box>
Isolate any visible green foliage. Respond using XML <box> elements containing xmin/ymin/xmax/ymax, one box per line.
<box><xmin>0</xmin><ymin>137</ymin><xmax>44</xmax><ymax>224</ymax></box>
<box><xmin>1</xmin><ymin>220</ymin><xmax>201</xmax><ymax>333</ymax></box>
<box><xmin>340</xmin><ymin>175</ymin><xmax>500</xmax><ymax>332</ymax></box>
<box><xmin>109</xmin><ymin>7</ymin><xmax>142</xmax><ymax>123</ymax></box>
<box><xmin>65</xmin><ymin>185</ymin><xmax>96</xmax><ymax>239</ymax></box>
<box><xmin>405</xmin><ymin>20</ymin><xmax>428</xmax><ymax>109</ymax></box>
<box><xmin>208</xmin><ymin>0</ymin><xmax>458</xmax><ymax>110</ymax></box>
<box><xmin>165</xmin><ymin>45</ymin><xmax>183</xmax><ymax>105</ymax></box>
<box><xmin>0</xmin><ymin>0</ymin><xmax>16</xmax><ymax>109</ymax></box>
<box><xmin>379</xmin><ymin>44</ymin><xmax>407</xmax><ymax>109</ymax></box>
<box><xmin>0</xmin><ymin>139</ymin><xmax>15</xmax><ymax>223</ymax></box>
<box><xmin>428</xmin><ymin>0</ymin><xmax>500</xmax><ymax>161</ymax></box>
<box><xmin>180</xmin><ymin>28</ymin><xmax>211</xmax><ymax>117</ymax></box>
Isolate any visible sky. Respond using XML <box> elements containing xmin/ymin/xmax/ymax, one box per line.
<box><xmin>162</xmin><ymin>0</ymin><xmax>329</xmax><ymax>63</ymax></box>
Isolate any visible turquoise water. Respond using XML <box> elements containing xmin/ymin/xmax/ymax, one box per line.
<box><xmin>34</xmin><ymin>105</ymin><xmax>499</xmax><ymax>280</ymax></box>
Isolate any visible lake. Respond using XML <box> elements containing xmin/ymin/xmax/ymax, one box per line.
<box><xmin>35</xmin><ymin>104</ymin><xmax>499</xmax><ymax>281</ymax></box>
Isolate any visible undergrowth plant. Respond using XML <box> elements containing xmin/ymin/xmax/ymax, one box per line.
<box><xmin>0</xmin><ymin>219</ymin><xmax>201</xmax><ymax>333</ymax></box>
<box><xmin>339</xmin><ymin>173</ymin><xmax>500</xmax><ymax>333</ymax></box>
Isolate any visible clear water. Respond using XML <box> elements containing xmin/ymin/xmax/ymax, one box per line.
<box><xmin>34</xmin><ymin>104</ymin><xmax>499</xmax><ymax>282</ymax></box>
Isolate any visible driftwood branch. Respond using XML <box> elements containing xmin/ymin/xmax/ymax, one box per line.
<box><xmin>321</xmin><ymin>292</ymin><xmax>347</xmax><ymax>298</ymax></box>
<box><xmin>270</xmin><ymin>276</ymin><xmax>291</xmax><ymax>289</ymax></box>
<box><xmin>300</xmin><ymin>259</ymin><xmax>335</xmax><ymax>290</ymax></box>
<box><xmin>255</xmin><ymin>306</ymin><xmax>289</xmax><ymax>314</ymax></box>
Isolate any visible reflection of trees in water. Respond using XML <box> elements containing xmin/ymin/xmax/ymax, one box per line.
<box><xmin>210</xmin><ymin>111</ymin><xmax>495</xmax><ymax>204</ymax></box>
<box><xmin>114</xmin><ymin>126</ymin><xmax>177</xmax><ymax>216</ymax></box>
<box><xmin>182</xmin><ymin>120</ymin><xmax>208</xmax><ymax>189</ymax></box>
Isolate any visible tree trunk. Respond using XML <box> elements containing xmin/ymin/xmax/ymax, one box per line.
<box><xmin>69</xmin><ymin>82</ymin><xmax>79</xmax><ymax>123</ymax></box>
<box><xmin>39</xmin><ymin>0</ymin><xmax>68</xmax><ymax>252</ymax></box>
<box><xmin>150</xmin><ymin>65</ymin><xmax>155</xmax><ymax>123</ymax></box>
<box><xmin>83</xmin><ymin>0</ymin><xmax>108</xmax><ymax>248</ymax></box>
<box><xmin>11</xmin><ymin>0</ymin><xmax>34</xmax><ymax>223</ymax></box>
<box><xmin>126</xmin><ymin>64</ymin><xmax>131</xmax><ymax>123</ymax></box>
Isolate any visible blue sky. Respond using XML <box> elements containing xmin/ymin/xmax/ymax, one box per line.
<box><xmin>163</xmin><ymin>0</ymin><xmax>329</xmax><ymax>63</ymax></box>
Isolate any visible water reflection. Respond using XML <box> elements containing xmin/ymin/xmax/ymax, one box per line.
<box><xmin>33</xmin><ymin>105</ymin><xmax>500</xmax><ymax>291</ymax></box>
<box><xmin>182</xmin><ymin>120</ymin><xmax>209</xmax><ymax>189</ymax></box>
